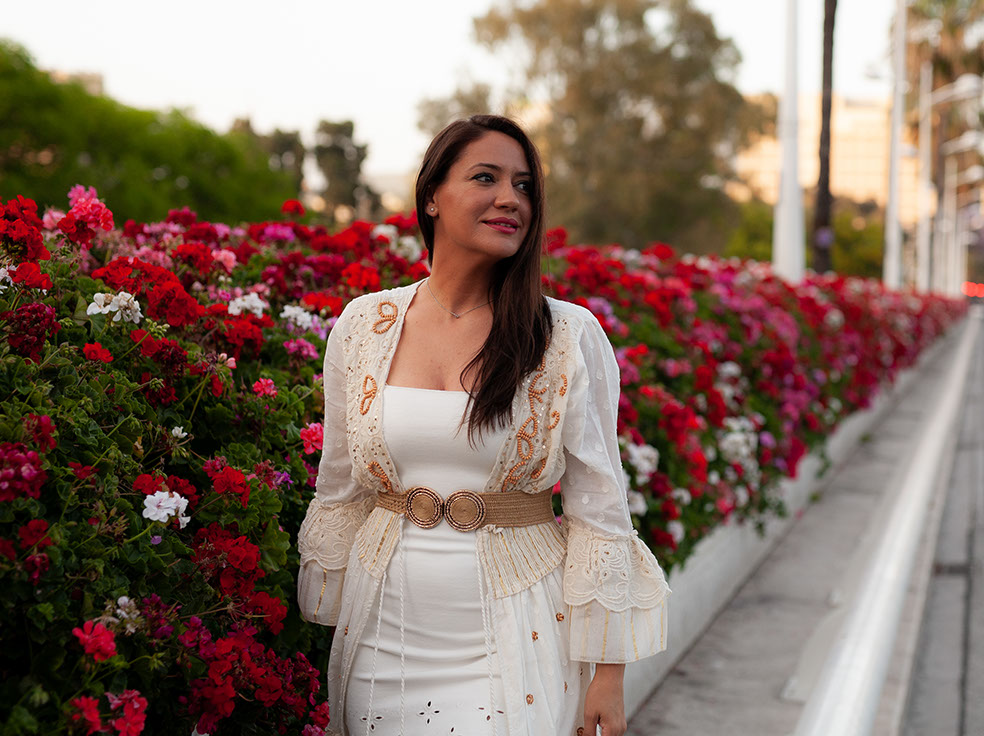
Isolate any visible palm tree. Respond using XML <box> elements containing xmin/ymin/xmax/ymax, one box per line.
<box><xmin>812</xmin><ymin>0</ymin><xmax>838</xmax><ymax>274</ymax></box>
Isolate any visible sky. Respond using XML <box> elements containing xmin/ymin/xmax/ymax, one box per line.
<box><xmin>3</xmin><ymin>0</ymin><xmax>897</xmax><ymax>179</ymax></box>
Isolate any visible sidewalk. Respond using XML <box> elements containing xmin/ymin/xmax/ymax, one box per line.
<box><xmin>902</xmin><ymin>309</ymin><xmax>984</xmax><ymax>735</ymax></box>
<box><xmin>627</xmin><ymin>313</ymin><xmax>979</xmax><ymax>736</ymax></box>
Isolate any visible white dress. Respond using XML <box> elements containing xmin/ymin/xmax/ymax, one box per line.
<box><xmin>296</xmin><ymin>284</ymin><xmax>671</xmax><ymax>736</ymax></box>
<box><xmin>345</xmin><ymin>384</ymin><xmax>587</xmax><ymax>735</ymax></box>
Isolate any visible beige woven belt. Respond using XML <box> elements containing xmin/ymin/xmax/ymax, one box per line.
<box><xmin>375</xmin><ymin>486</ymin><xmax>556</xmax><ymax>532</ymax></box>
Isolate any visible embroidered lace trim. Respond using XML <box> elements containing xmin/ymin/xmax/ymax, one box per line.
<box><xmin>562</xmin><ymin>517</ymin><xmax>671</xmax><ymax>612</ymax></box>
<box><xmin>298</xmin><ymin>495</ymin><xmax>376</xmax><ymax>570</ymax></box>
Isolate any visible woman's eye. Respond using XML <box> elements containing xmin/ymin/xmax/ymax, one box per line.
<box><xmin>474</xmin><ymin>173</ymin><xmax>494</xmax><ymax>183</ymax></box>
<box><xmin>516</xmin><ymin>180</ymin><xmax>532</xmax><ymax>193</ymax></box>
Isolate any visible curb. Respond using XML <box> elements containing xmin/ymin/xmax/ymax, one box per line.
<box><xmin>624</xmin><ymin>314</ymin><xmax>970</xmax><ymax>720</ymax></box>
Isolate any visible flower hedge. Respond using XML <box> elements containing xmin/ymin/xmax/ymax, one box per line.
<box><xmin>0</xmin><ymin>188</ymin><xmax>965</xmax><ymax>735</ymax></box>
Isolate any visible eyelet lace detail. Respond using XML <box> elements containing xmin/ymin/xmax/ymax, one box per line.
<box><xmin>562</xmin><ymin>517</ymin><xmax>670</xmax><ymax>612</ymax></box>
<box><xmin>298</xmin><ymin>495</ymin><xmax>376</xmax><ymax>570</ymax></box>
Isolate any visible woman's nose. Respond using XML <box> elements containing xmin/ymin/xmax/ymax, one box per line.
<box><xmin>495</xmin><ymin>182</ymin><xmax>519</xmax><ymax>208</ymax></box>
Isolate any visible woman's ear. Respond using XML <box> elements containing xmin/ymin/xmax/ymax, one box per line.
<box><xmin>424</xmin><ymin>188</ymin><xmax>438</xmax><ymax>218</ymax></box>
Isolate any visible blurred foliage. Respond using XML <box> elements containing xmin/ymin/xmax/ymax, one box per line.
<box><xmin>421</xmin><ymin>0</ymin><xmax>769</xmax><ymax>254</ymax></box>
<box><xmin>313</xmin><ymin>120</ymin><xmax>380</xmax><ymax>223</ymax></box>
<box><xmin>0</xmin><ymin>40</ymin><xmax>296</xmax><ymax>223</ymax></box>
<box><xmin>725</xmin><ymin>198</ymin><xmax>885</xmax><ymax>279</ymax></box>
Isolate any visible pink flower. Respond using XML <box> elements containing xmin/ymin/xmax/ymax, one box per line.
<box><xmin>212</xmin><ymin>249</ymin><xmax>237</xmax><ymax>274</ymax></box>
<box><xmin>72</xmin><ymin>620</ymin><xmax>117</xmax><ymax>662</ymax></box>
<box><xmin>252</xmin><ymin>378</ymin><xmax>278</xmax><ymax>397</ymax></box>
<box><xmin>42</xmin><ymin>208</ymin><xmax>66</xmax><ymax>231</ymax></box>
<box><xmin>283</xmin><ymin>338</ymin><xmax>318</xmax><ymax>361</ymax></box>
<box><xmin>300</xmin><ymin>423</ymin><xmax>323</xmax><ymax>455</ymax></box>
<box><xmin>68</xmin><ymin>185</ymin><xmax>99</xmax><ymax>206</ymax></box>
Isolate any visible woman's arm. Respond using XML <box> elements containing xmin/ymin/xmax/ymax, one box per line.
<box><xmin>584</xmin><ymin>663</ymin><xmax>627</xmax><ymax>736</ymax></box>
<box><xmin>558</xmin><ymin>310</ymin><xmax>671</xmax><ymax>733</ymax></box>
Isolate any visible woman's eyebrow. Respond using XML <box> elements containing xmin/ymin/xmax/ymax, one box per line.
<box><xmin>468</xmin><ymin>162</ymin><xmax>532</xmax><ymax>177</ymax></box>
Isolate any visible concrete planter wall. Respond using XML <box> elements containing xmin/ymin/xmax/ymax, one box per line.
<box><xmin>624</xmin><ymin>323</ymin><xmax>960</xmax><ymax>718</ymax></box>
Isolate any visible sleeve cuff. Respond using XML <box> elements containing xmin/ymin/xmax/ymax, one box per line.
<box><xmin>297</xmin><ymin>561</ymin><xmax>346</xmax><ymax>626</ymax></box>
<box><xmin>563</xmin><ymin>518</ymin><xmax>671</xmax><ymax>662</ymax></box>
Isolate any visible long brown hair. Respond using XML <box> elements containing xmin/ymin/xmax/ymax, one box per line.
<box><xmin>415</xmin><ymin>115</ymin><xmax>552</xmax><ymax>443</ymax></box>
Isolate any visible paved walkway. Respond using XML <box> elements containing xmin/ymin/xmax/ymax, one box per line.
<box><xmin>902</xmin><ymin>309</ymin><xmax>984</xmax><ymax>736</ymax></box>
<box><xmin>627</xmin><ymin>312</ymin><xmax>980</xmax><ymax>736</ymax></box>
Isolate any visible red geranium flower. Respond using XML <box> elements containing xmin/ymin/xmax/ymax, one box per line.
<box><xmin>18</xmin><ymin>519</ymin><xmax>53</xmax><ymax>550</ymax></box>
<box><xmin>281</xmin><ymin>199</ymin><xmax>305</xmax><ymax>216</ymax></box>
<box><xmin>7</xmin><ymin>262</ymin><xmax>52</xmax><ymax>290</ymax></box>
<box><xmin>69</xmin><ymin>462</ymin><xmax>97</xmax><ymax>480</ymax></box>
<box><xmin>106</xmin><ymin>690</ymin><xmax>148</xmax><ymax>736</ymax></box>
<box><xmin>83</xmin><ymin>342</ymin><xmax>114</xmax><ymax>363</ymax></box>
<box><xmin>72</xmin><ymin>620</ymin><xmax>117</xmax><ymax>662</ymax></box>
<box><xmin>69</xmin><ymin>695</ymin><xmax>105</xmax><ymax>735</ymax></box>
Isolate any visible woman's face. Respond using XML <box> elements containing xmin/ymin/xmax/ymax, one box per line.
<box><xmin>427</xmin><ymin>131</ymin><xmax>533</xmax><ymax>264</ymax></box>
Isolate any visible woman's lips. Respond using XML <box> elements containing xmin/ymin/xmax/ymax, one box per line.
<box><xmin>484</xmin><ymin>221</ymin><xmax>519</xmax><ymax>233</ymax></box>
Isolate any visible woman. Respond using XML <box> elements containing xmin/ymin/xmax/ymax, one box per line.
<box><xmin>297</xmin><ymin>115</ymin><xmax>670</xmax><ymax>736</ymax></box>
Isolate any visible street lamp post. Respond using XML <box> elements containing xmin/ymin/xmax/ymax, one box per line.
<box><xmin>883</xmin><ymin>0</ymin><xmax>907</xmax><ymax>289</ymax></box>
<box><xmin>772</xmin><ymin>0</ymin><xmax>804</xmax><ymax>284</ymax></box>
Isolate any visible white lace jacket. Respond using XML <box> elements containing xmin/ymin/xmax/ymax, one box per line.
<box><xmin>297</xmin><ymin>281</ymin><xmax>670</xmax><ymax>672</ymax></box>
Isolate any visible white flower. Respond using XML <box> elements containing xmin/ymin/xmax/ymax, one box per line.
<box><xmin>86</xmin><ymin>291</ymin><xmax>142</xmax><ymax>324</ymax></box>
<box><xmin>142</xmin><ymin>491</ymin><xmax>189</xmax><ymax>524</ymax></box>
<box><xmin>395</xmin><ymin>235</ymin><xmax>423</xmax><ymax>262</ymax></box>
<box><xmin>717</xmin><ymin>361</ymin><xmax>742</xmax><ymax>379</ymax></box>
<box><xmin>672</xmin><ymin>487</ymin><xmax>692</xmax><ymax>505</ymax></box>
<box><xmin>0</xmin><ymin>267</ymin><xmax>12</xmax><ymax>293</ymax></box>
<box><xmin>668</xmin><ymin>520</ymin><xmax>685</xmax><ymax>544</ymax></box>
<box><xmin>86</xmin><ymin>292</ymin><xmax>115</xmax><ymax>315</ymax></box>
<box><xmin>627</xmin><ymin>442</ymin><xmax>660</xmax><ymax>482</ymax></box>
<box><xmin>228</xmin><ymin>293</ymin><xmax>268</xmax><ymax>317</ymax></box>
<box><xmin>171</xmin><ymin>426</ymin><xmax>188</xmax><ymax>439</ymax></box>
<box><xmin>279</xmin><ymin>304</ymin><xmax>314</xmax><ymax>331</ymax></box>
<box><xmin>627</xmin><ymin>489</ymin><xmax>648</xmax><ymax>516</ymax></box>
<box><xmin>735</xmin><ymin>485</ymin><xmax>749</xmax><ymax>507</ymax></box>
<box><xmin>824</xmin><ymin>309</ymin><xmax>845</xmax><ymax>329</ymax></box>
<box><xmin>113</xmin><ymin>291</ymin><xmax>142</xmax><ymax>324</ymax></box>
<box><xmin>371</xmin><ymin>224</ymin><xmax>398</xmax><ymax>243</ymax></box>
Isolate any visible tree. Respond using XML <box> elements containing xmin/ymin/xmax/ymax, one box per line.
<box><xmin>313</xmin><ymin>119</ymin><xmax>379</xmax><ymax>222</ymax></box>
<box><xmin>0</xmin><ymin>39</ymin><xmax>296</xmax><ymax>223</ymax></box>
<box><xmin>905</xmin><ymin>3</ymin><xmax>984</xmax><ymax>207</ymax></box>
<box><xmin>446</xmin><ymin>0</ymin><xmax>764</xmax><ymax>253</ymax></box>
<box><xmin>418</xmin><ymin>84</ymin><xmax>494</xmax><ymax>139</ymax></box>
<box><xmin>812</xmin><ymin>0</ymin><xmax>837</xmax><ymax>275</ymax></box>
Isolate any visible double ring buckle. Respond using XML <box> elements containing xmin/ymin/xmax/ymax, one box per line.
<box><xmin>445</xmin><ymin>489</ymin><xmax>487</xmax><ymax>532</ymax></box>
<box><xmin>404</xmin><ymin>487</ymin><xmax>487</xmax><ymax>532</ymax></box>
<box><xmin>406</xmin><ymin>486</ymin><xmax>443</xmax><ymax>529</ymax></box>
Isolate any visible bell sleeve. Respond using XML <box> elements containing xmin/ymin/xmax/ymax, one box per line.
<box><xmin>296</xmin><ymin>308</ymin><xmax>375</xmax><ymax>626</ymax></box>
<box><xmin>560</xmin><ymin>312</ymin><xmax>671</xmax><ymax>663</ymax></box>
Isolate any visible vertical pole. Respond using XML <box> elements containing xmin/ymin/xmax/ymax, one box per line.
<box><xmin>883</xmin><ymin>0</ymin><xmax>907</xmax><ymax>289</ymax></box>
<box><xmin>916</xmin><ymin>61</ymin><xmax>933</xmax><ymax>291</ymax></box>
<box><xmin>944</xmin><ymin>156</ymin><xmax>958</xmax><ymax>295</ymax></box>
<box><xmin>773</xmin><ymin>0</ymin><xmax>805</xmax><ymax>283</ymax></box>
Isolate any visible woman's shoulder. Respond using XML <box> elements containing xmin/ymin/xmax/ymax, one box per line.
<box><xmin>544</xmin><ymin>295</ymin><xmax>602</xmax><ymax>335</ymax></box>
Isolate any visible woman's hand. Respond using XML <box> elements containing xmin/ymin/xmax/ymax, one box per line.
<box><xmin>583</xmin><ymin>662</ymin><xmax>627</xmax><ymax>736</ymax></box>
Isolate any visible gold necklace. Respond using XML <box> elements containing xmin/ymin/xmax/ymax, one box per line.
<box><xmin>425</xmin><ymin>278</ymin><xmax>490</xmax><ymax>319</ymax></box>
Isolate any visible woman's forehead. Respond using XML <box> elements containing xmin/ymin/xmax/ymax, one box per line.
<box><xmin>454</xmin><ymin>131</ymin><xmax>529</xmax><ymax>173</ymax></box>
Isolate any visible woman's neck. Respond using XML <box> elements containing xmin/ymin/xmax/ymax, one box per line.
<box><xmin>424</xmin><ymin>260</ymin><xmax>494</xmax><ymax>315</ymax></box>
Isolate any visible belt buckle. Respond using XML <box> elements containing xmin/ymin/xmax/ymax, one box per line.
<box><xmin>406</xmin><ymin>486</ymin><xmax>443</xmax><ymax>529</ymax></box>
<box><xmin>445</xmin><ymin>489</ymin><xmax>487</xmax><ymax>532</ymax></box>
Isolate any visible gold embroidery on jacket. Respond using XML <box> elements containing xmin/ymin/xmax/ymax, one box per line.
<box><xmin>371</xmin><ymin>301</ymin><xmax>398</xmax><ymax>333</ymax></box>
<box><xmin>559</xmin><ymin>374</ymin><xmax>568</xmax><ymax>396</ymax></box>
<box><xmin>547</xmin><ymin>410</ymin><xmax>561</xmax><ymax>430</ymax></box>
<box><xmin>367</xmin><ymin>461</ymin><xmax>392</xmax><ymax>492</ymax></box>
<box><xmin>359</xmin><ymin>375</ymin><xmax>378</xmax><ymax>415</ymax></box>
